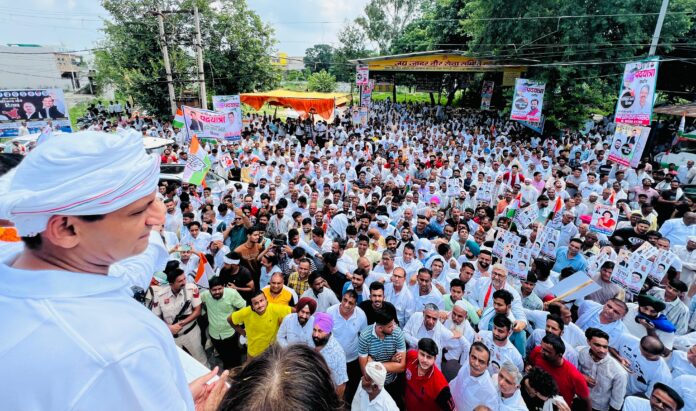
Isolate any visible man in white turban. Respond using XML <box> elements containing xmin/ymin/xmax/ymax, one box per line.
<box><xmin>0</xmin><ymin>131</ymin><xmax>227</xmax><ymax>410</ymax></box>
<box><xmin>351</xmin><ymin>361</ymin><xmax>399</xmax><ymax>410</ymax></box>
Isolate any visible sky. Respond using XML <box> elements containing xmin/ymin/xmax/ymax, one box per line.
<box><xmin>0</xmin><ymin>0</ymin><xmax>370</xmax><ymax>55</ymax></box>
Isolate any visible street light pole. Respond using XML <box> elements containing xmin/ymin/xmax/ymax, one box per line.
<box><xmin>649</xmin><ymin>0</ymin><xmax>670</xmax><ymax>56</ymax></box>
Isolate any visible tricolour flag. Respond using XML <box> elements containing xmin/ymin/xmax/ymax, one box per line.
<box><xmin>182</xmin><ymin>135</ymin><xmax>211</xmax><ymax>185</ymax></box>
<box><xmin>194</xmin><ymin>253</ymin><xmax>214</xmax><ymax>289</ymax></box>
<box><xmin>506</xmin><ymin>193</ymin><xmax>521</xmax><ymax>219</ymax></box>
<box><xmin>547</xmin><ymin>195</ymin><xmax>564</xmax><ymax>222</ymax></box>
<box><xmin>172</xmin><ymin>108</ymin><xmax>185</xmax><ymax>129</ymax></box>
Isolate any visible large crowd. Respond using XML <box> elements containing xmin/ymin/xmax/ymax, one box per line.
<box><xmin>2</xmin><ymin>99</ymin><xmax>696</xmax><ymax>411</ymax></box>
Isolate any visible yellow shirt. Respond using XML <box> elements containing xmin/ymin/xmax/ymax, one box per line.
<box><xmin>262</xmin><ymin>286</ymin><xmax>294</xmax><ymax>306</ymax></box>
<box><xmin>230</xmin><ymin>303</ymin><xmax>291</xmax><ymax>357</ymax></box>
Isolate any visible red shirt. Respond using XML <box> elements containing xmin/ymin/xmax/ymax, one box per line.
<box><xmin>528</xmin><ymin>346</ymin><xmax>590</xmax><ymax>407</ymax></box>
<box><xmin>404</xmin><ymin>350</ymin><xmax>455</xmax><ymax>411</ymax></box>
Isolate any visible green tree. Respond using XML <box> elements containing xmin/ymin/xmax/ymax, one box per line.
<box><xmin>303</xmin><ymin>44</ymin><xmax>335</xmax><ymax>73</ymax></box>
<box><xmin>307</xmin><ymin>70</ymin><xmax>337</xmax><ymax>92</ymax></box>
<box><xmin>355</xmin><ymin>0</ymin><xmax>423</xmax><ymax>53</ymax></box>
<box><xmin>95</xmin><ymin>0</ymin><xmax>280</xmax><ymax>118</ymax></box>
<box><xmin>460</xmin><ymin>0</ymin><xmax>696</xmax><ymax>129</ymax></box>
<box><xmin>332</xmin><ymin>23</ymin><xmax>373</xmax><ymax>83</ymax></box>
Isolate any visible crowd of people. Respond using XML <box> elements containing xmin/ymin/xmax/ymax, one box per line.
<box><xmin>2</xmin><ymin>98</ymin><xmax>696</xmax><ymax>411</ymax></box>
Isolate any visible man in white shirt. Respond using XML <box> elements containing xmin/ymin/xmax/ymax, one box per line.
<box><xmin>0</xmin><ymin>131</ymin><xmax>227</xmax><ymax>410</ymax></box>
<box><xmin>450</xmin><ymin>341</ymin><xmax>499</xmax><ymax>411</ymax></box>
<box><xmin>351</xmin><ymin>361</ymin><xmax>399</xmax><ymax>411</ymax></box>
<box><xmin>402</xmin><ymin>303</ymin><xmax>461</xmax><ymax>368</ymax></box>
<box><xmin>276</xmin><ymin>297</ymin><xmax>316</xmax><ymax>347</ymax></box>
<box><xmin>623</xmin><ymin>382</ymin><xmax>685</xmax><ymax>411</ymax></box>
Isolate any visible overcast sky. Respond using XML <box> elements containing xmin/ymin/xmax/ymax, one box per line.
<box><xmin>0</xmin><ymin>0</ymin><xmax>370</xmax><ymax>55</ymax></box>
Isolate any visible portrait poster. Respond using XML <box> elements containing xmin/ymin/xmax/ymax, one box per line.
<box><xmin>614</xmin><ymin>59</ymin><xmax>659</xmax><ymax>126</ymax></box>
<box><xmin>182</xmin><ymin>106</ymin><xmax>238</xmax><ymax>141</ymax></box>
<box><xmin>480</xmin><ymin>81</ymin><xmax>494</xmax><ymax>110</ymax></box>
<box><xmin>589</xmin><ymin>204</ymin><xmax>619</xmax><ymax>235</ymax></box>
<box><xmin>608</xmin><ymin>124</ymin><xmax>650</xmax><ymax>167</ymax></box>
<box><xmin>610</xmin><ymin>255</ymin><xmax>650</xmax><ymax>294</ymax></box>
<box><xmin>510</xmin><ymin>79</ymin><xmax>545</xmax><ymax>122</ymax></box>
<box><xmin>356</xmin><ymin>64</ymin><xmax>369</xmax><ymax>86</ymax></box>
<box><xmin>492</xmin><ymin>230</ymin><xmax>520</xmax><ymax>259</ymax></box>
<box><xmin>0</xmin><ymin>88</ymin><xmax>71</xmax><ymax>137</ymax></box>
<box><xmin>649</xmin><ymin>250</ymin><xmax>677</xmax><ymax>282</ymax></box>
<box><xmin>540</xmin><ymin>227</ymin><xmax>560</xmax><ymax>258</ymax></box>
<box><xmin>211</xmin><ymin>95</ymin><xmax>242</xmax><ymax>141</ymax></box>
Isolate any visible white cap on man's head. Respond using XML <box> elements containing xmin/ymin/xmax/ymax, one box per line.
<box><xmin>0</xmin><ymin>130</ymin><xmax>160</xmax><ymax>236</ymax></box>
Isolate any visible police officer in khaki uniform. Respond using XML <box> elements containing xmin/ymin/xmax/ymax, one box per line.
<box><xmin>152</xmin><ymin>268</ymin><xmax>208</xmax><ymax>366</ymax></box>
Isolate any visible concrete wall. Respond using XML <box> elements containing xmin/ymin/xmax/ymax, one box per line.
<box><xmin>0</xmin><ymin>46</ymin><xmax>73</xmax><ymax>90</ymax></box>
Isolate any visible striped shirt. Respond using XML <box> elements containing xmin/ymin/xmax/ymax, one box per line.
<box><xmin>358</xmin><ymin>324</ymin><xmax>406</xmax><ymax>385</ymax></box>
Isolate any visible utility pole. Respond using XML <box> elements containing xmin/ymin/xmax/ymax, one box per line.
<box><xmin>154</xmin><ymin>10</ymin><xmax>177</xmax><ymax>116</ymax></box>
<box><xmin>193</xmin><ymin>7</ymin><xmax>207</xmax><ymax>109</ymax></box>
<box><xmin>649</xmin><ymin>0</ymin><xmax>670</xmax><ymax>56</ymax></box>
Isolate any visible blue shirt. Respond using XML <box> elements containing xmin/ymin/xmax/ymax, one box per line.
<box><xmin>552</xmin><ymin>246</ymin><xmax>587</xmax><ymax>272</ymax></box>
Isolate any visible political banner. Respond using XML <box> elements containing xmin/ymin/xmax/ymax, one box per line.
<box><xmin>649</xmin><ymin>250</ymin><xmax>677</xmax><ymax>282</ymax></box>
<box><xmin>610</xmin><ymin>254</ymin><xmax>650</xmax><ymax>294</ymax></box>
<box><xmin>513</xmin><ymin>205</ymin><xmax>537</xmax><ymax>230</ymax></box>
<box><xmin>608</xmin><ymin>123</ymin><xmax>650</xmax><ymax>167</ymax></box>
<box><xmin>356</xmin><ymin>64</ymin><xmax>369</xmax><ymax>86</ymax></box>
<box><xmin>475</xmin><ymin>182</ymin><xmax>494</xmax><ymax>203</ymax></box>
<box><xmin>0</xmin><ymin>88</ymin><xmax>71</xmax><ymax>137</ymax></box>
<box><xmin>587</xmin><ymin>248</ymin><xmax>612</xmax><ymax>275</ymax></box>
<box><xmin>480</xmin><ymin>81</ymin><xmax>494</xmax><ymax>110</ymax></box>
<box><xmin>549</xmin><ymin>272</ymin><xmax>601</xmax><ymax>303</ymax></box>
<box><xmin>589</xmin><ymin>204</ymin><xmax>619</xmax><ymax>235</ymax></box>
<box><xmin>510</xmin><ymin>79</ymin><xmax>545</xmax><ymax>122</ymax></box>
<box><xmin>212</xmin><ymin>95</ymin><xmax>242</xmax><ymax>141</ymax></box>
<box><xmin>182</xmin><ymin>106</ymin><xmax>239</xmax><ymax>141</ymax></box>
<box><xmin>518</xmin><ymin>115</ymin><xmax>545</xmax><ymax>134</ymax></box>
<box><xmin>540</xmin><ymin>226</ymin><xmax>560</xmax><ymax>258</ymax></box>
<box><xmin>359</xmin><ymin>107</ymin><xmax>369</xmax><ymax>126</ymax></box>
<box><xmin>505</xmin><ymin>245</ymin><xmax>532</xmax><ymax>280</ymax></box>
<box><xmin>492</xmin><ymin>230</ymin><xmax>520</xmax><ymax>259</ymax></box>
<box><xmin>615</xmin><ymin>59</ymin><xmax>659</xmax><ymax>126</ymax></box>
<box><xmin>360</xmin><ymin>80</ymin><xmax>374</xmax><ymax>108</ymax></box>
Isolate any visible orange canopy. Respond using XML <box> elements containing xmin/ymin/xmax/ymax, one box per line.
<box><xmin>240</xmin><ymin>89</ymin><xmax>352</xmax><ymax>120</ymax></box>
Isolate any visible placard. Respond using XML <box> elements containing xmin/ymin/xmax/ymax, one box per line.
<box><xmin>492</xmin><ymin>230</ymin><xmax>520</xmax><ymax>259</ymax></box>
<box><xmin>211</xmin><ymin>95</ymin><xmax>242</xmax><ymax>141</ymax></box>
<box><xmin>589</xmin><ymin>204</ymin><xmax>619</xmax><ymax>235</ymax></box>
<box><xmin>610</xmin><ymin>255</ymin><xmax>650</xmax><ymax>294</ymax></box>
<box><xmin>608</xmin><ymin>124</ymin><xmax>650</xmax><ymax>167</ymax></box>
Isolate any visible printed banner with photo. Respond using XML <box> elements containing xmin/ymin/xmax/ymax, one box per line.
<box><xmin>182</xmin><ymin>106</ymin><xmax>239</xmax><ymax>141</ymax></box>
<box><xmin>356</xmin><ymin>64</ymin><xmax>369</xmax><ymax>86</ymax></box>
<box><xmin>608</xmin><ymin>124</ymin><xmax>649</xmax><ymax>167</ymax></box>
<box><xmin>649</xmin><ymin>250</ymin><xmax>677</xmax><ymax>282</ymax></box>
<box><xmin>480</xmin><ymin>81</ymin><xmax>494</xmax><ymax>110</ymax></box>
<box><xmin>360</xmin><ymin>80</ymin><xmax>374</xmax><ymax>108</ymax></box>
<box><xmin>589</xmin><ymin>204</ymin><xmax>619</xmax><ymax>235</ymax></box>
<box><xmin>475</xmin><ymin>181</ymin><xmax>494</xmax><ymax>203</ymax></box>
<box><xmin>610</xmin><ymin>255</ymin><xmax>651</xmax><ymax>294</ymax></box>
<box><xmin>513</xmin><ymin>205</ymin><xmax>537</xmax><ymax>230</ymax></box>
<box><xmin>492</xmin><ymin>230</ymin><xmax>520</xmax><ymax>259</ymax></box>
<box><xmin>539</xmin><ymin>226</ymin><xmax>560</xmax><ymax>258</ymax></box>
<box><xmin>614</xmin><ymin>59</ymin><xmax>659</xmax><ymax>126</ymax></box>
<box><xmin>504</xmin><ymin>245</ymin><xmax>532</xmax><ymax>280</ymax></box>
<box><xmin>510</xmin><ymin>79</ymin><xmax>545</xmax><ymax>122</ymax></box>
<box><xmin>211</xmin><ymin>95</ymin><xmax>243</xmax><ymax>141</ymax></box>
<box><xmin>0</xmin><ymin>88</ymin><xmax>71</xmax><ymax>137</ymax></box>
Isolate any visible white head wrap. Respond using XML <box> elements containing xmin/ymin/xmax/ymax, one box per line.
<box><xmin>0</xmin><ymin>130</ymin><xmax>160</xmax><ymax>236</ymax></box>
<box><xmin>364</xmin><ymin>361</ymin><xmax>387</xmax><ymax>388</ymax></box>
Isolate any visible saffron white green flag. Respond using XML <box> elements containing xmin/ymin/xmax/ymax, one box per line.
<box><xmin>172</xmin><ymin>108</ymin><xmax>185</xmax><ymax>129</ymax></box>
<box><xmin>183</xmin><ymin>135</ymin><xmax>211</xmax><ymax>185</ymax></box>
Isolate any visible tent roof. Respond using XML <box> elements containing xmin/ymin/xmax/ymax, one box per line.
<box><xmin>240</xmin><ymin>89</ymin><xmax>352</xmax><ymax>120</ymax></box>
<box><xmin>240</xmin><ymin>89</ymin><xmax>352</xmax><ymax>106</ymax></box>
<box><xmin>653</xmin><ymin>103</ymin><xmax>696</xmax><ymax>118</ymax></box>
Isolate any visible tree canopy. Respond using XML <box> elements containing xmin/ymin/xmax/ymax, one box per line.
<box><xmin>95</xmin><ymin>0</ymin><xmax>280</xmax><ymax>118</ymax></box>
